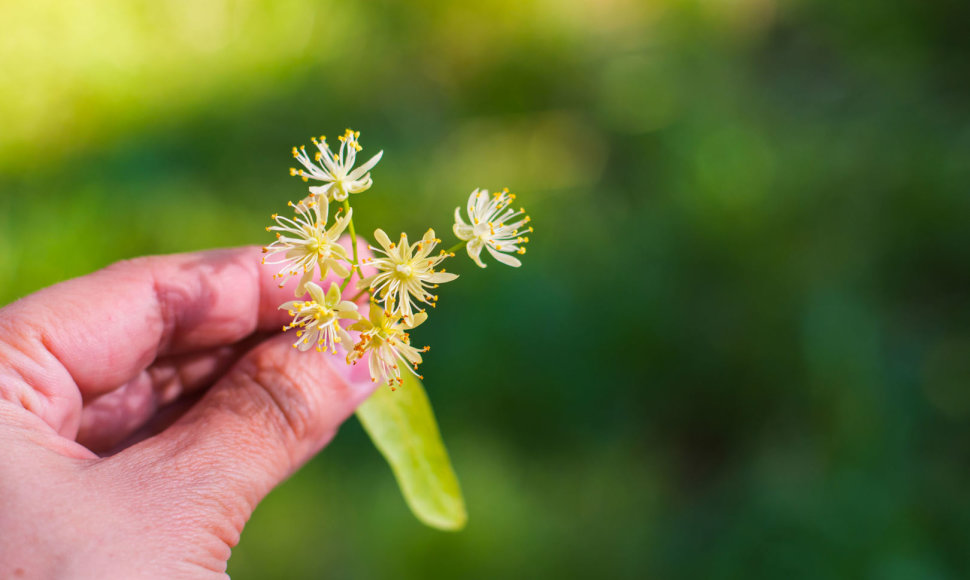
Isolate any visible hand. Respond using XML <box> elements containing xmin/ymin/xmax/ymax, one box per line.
<box><xmin>0</xmin><ymin>246</ymin><xmax>375</xmax><ymax>579</ymax></box>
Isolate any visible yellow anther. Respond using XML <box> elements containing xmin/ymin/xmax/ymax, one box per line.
<box><xmin>314</xmin><ymin>151</ymin><xmax>322</xmax><ymax>161</ymax></box>
<box><xmin>292</xmin><ymin>147</ymin><xmax>299</xmax><ymax>157</ymax></box>
<box><xmin>289</xmin><ymin>168</ymin><xmax>298</xmax><ymax>176</ymax></box>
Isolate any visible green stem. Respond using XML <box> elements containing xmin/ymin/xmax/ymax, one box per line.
<box><xmin>340</xmin><ymin>198</ymin><xmax>360</xmax><ymax>293</ymax></box>
<box><xmin>444</xmin><ymin>241</ymin><xmax>465</xmax><ymax>255</ymax></box>
<box><xmin>351</xmin><ymin>287</ymin><xmax>369</xmax><ymax>302</ymax></box>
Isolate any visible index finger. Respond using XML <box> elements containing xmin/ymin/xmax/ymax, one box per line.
<box><xmin>0</xmin><ymin>245</ymin><xmax>358</xmax><ymax>436</ymax></box>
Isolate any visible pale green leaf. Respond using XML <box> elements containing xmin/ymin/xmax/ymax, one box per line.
<box><xmin>355</xmin><ymin>373</ymin><xmax>467</xmax><ymax>531</ymax></box>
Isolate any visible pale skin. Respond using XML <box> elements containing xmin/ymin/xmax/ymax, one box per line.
<box><xmin>0</xmin><ymin>245</ymin><xmax>375</xmax><ymax>579</ymax></box>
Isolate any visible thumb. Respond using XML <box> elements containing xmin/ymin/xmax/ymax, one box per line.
<box><xmin>107</xmin><ymin>332</ymin><xmax>376</xmax><ymax>538</ymax></box>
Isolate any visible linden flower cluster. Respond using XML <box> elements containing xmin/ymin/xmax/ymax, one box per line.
<box><xmin>263</xmin><ymin>128</ymin><xmax>533</xmax><ymax>388</ymax></box>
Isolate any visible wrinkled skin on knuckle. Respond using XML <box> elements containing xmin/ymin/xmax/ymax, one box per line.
<box><xmin>229</xmin><ymin>352</ymin><xmax>329</xmax><ymax>458</ymax></box>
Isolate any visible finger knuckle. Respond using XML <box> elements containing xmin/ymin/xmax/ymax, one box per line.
<box><xmin>231</xmin><ymin>355</ymin><xmax>320</xmax><ymax>446</ymax></box>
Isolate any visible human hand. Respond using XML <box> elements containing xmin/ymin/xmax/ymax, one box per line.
<box><xmin>0</xmin><ymin>246</ymin><xmax>375</xmax><ymax>579</ymax></box>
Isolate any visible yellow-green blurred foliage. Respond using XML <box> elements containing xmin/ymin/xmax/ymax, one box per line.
<box><xmin>3</xmin><ymin>0</ymin><xmax>970</xmax><ymax>578</ymax></box>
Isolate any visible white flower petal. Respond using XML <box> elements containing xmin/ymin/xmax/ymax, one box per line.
<box><xmin>297</xmin><ymin>269</ymin><xmax>315</xmax><ymax>296</ymax></box>
<box><xmin>347</xmin><ymin>150</ymin><xmax>383</xmax><ymax>180</ymax></box>
<box><xmin>306</xmin><ymin>282</ymin><xmax>326</xmax><ymax>303</ymax></box>
<box><xmin>466</xmin><ymin>238</ymin><xmax>487</xmax><ymax>268</ymax></box>
<box><xmin>327</xmin><ymin>258</ymin><xmax>350</xmax><ymax>279</ymax></box>
<box><xmin>347</xmin><ymin>174</ymin><xmax>373</xmax><ymax>194</ymax></box>
<box><xmin>373</xmin><ymin>228</ymin><xmax>392</xmax><ymax>251</ymax></box>
<box><xmin>408</xmin><ymin>311</ymin><xmax>428</xmax><ymax>329</ymax></box>
<box><xmin>336</xmin><ymin>327</ymin><xmax>353</xmax><ymax>349</ymax></box>
<box><xmin>368</xmin><ymin>350</ymin><xmax>382</xmax><ymax>383</ymax></box>
<box><xmin>325</xmin><ymin>282</ymin><xmax>342</xmax><ymax>305</ymax></box>
<box><xmin>453</xmin><ymin>224</ymin><xmax>474</xmax><ymax>240</ymax></box>
<box><xmin>427</xmin><ymin>271</ymin><xmax>459</xmax><ymax>283</ymax></box>
<box><xmin>486</xmin><ymin>244</ymin><xmax>522</xmax><ymax>267</ymax></box>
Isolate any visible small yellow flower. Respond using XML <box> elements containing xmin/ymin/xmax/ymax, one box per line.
<box><xmin>454</xmin><ymin>188</ymin><xmax>532</xmax><ymax>268</ymax></box>
<box><xmin>347</xmin><ymin>303</ymin><xmax>429</xmax><ymax>387</ymax></box>
<box><xmin>262</xmin><ymin>196</ymin><xmax>353</xmax><ymax>295</ymax></box>
<box><xmin>358</xmin><ymin>228</ymin><xmax>458</xmax><ymax>320</ymax></box>
<box><xmin>290</xmin><ymin>129</ymin><xmax>383</xmax><ymax>202</ymax></box>
<box><xmin>280</xmin><ymin>282</ymin><xmax>361</xmax><ymax>354</ymax></box>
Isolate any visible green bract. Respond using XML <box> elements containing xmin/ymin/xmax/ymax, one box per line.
<box><xmin>264</xmin><ymin>128</ymin><xmax>531</xmax><ymax>529</ymax></box>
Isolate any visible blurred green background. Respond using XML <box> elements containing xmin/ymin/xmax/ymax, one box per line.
<box><xmin>3</xmin><ymin>0</ymin><xmax>970</xmax><ymax>577</ymax></box>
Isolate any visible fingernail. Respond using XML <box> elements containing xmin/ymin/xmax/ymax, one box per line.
<box><xmin>327</xmin><ymin>349</ymin><xmax>377</xmax><ymax>396</ymax></box>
